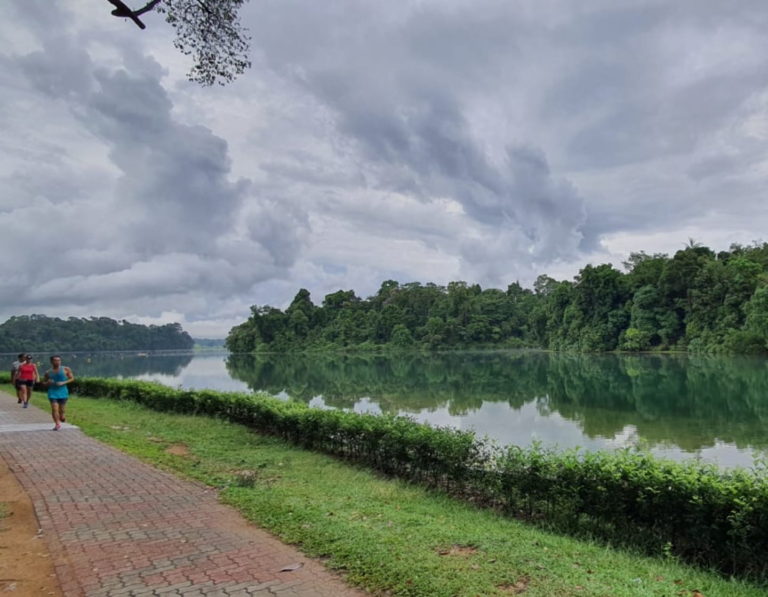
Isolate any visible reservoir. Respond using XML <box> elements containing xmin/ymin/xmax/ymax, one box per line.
<box><xmin>65</xmin><ymin>350</ymin><xmax>768</xmax><ymax>468</ymax></box>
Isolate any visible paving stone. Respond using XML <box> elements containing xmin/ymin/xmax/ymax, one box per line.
<box><xmin>0</xmin><ymin>393</ymin><xmax>366</xmax><ymax>597</ymax></box>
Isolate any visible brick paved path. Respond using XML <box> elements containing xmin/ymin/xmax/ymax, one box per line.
<box><xmin>0</xmin><ymin>392</ymin><xmax>366</xmax><ymax>597</ymax></box>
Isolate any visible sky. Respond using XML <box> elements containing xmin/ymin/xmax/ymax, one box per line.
<box><xmin>2</xmin><ymin>1</ymin><xmax>768</xmax><ymax>338</ymax></box>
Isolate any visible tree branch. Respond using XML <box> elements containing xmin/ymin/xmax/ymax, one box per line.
<box><xmin>195</xmin><ymin>0</ymin><xmax>213</xmax><ymax>15</ymax></box>
<box><xmin>134</xmin><ymin>0</ymin><xmax>163</xmax><ymax>17</ymax></box>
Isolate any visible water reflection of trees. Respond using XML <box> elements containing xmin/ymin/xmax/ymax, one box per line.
<box><xmin>227</xmin><ymin>351</ymin><xmax>543</xmax><ymax>411</ymax></box>
<box><xmin>542</xmin><ymin>354</ymin><xmax>768</xmax><ymax>450</ymax></box>
<box><xmin>226</xmin><ymin>351</ymin><xmax>768</xmax><ymax>450</ymax></box>
<box><xmin>63</xmin><ymin>352</ymin><xmax>193</xmax><ymax>377</ymax></box>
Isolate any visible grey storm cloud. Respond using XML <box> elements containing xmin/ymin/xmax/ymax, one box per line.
<box><xmin>0</xmin><ymin>21</ymin><xmax>308</xmax><ymax>319</ymax></box>
<box><xmin>249</xmin><ymin>0</ymin><xmax>768</xmax><ymax>248</ymax></box>
<box><xmin>20</xmin><ymin>44</ymin><xmax>244</xmax><ymax>254</ymax></box>
<box><xmin>247</xmin><ymin>0</ymin><xmax>587</xmax><ymax>267</ymax></box>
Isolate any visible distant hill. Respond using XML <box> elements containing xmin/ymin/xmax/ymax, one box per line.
<box><xmin>0</xmin><ymin>315</ymin><xmax>194</xmax><ymax>353</ymax></box>
<box><xmin>193</xmin><ymin>338</ymin><xmax>226</xmax><ymax>349</ymax></box>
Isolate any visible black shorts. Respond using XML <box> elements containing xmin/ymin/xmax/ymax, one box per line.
<box><xmin>16</xmin><ymin>379</ymin><xmax>34</xmax><ymax>387</ymax></box>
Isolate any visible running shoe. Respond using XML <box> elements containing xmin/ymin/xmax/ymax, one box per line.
<box><xmin>53</xmin><ymin>423</ymin><xmax>61</xmax><ymax>431</ymax></box>
<box><xmin>22</xmin><ymin>402</ymin><xmax>28</xmax><ymax>409</ymax></box>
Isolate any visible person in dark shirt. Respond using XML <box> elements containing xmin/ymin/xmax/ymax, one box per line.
<box><xmin>10</xmin><ymin>353</ymin><xmax>25</xmax><ymax>404</ymax></box>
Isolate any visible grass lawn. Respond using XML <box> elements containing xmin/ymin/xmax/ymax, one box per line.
<box><xmin>21</xmin><ymin>387</ymin><xmax>766</xmax><ymax>597</ymax></box>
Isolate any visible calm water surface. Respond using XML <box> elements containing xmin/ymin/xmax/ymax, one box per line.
<box><xmin>64</xmin><ymin>350</ymin><xmax>768</xmax><ymax>468</ymax></box>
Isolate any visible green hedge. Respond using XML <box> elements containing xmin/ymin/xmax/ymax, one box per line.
<box><xmin>5</xmin><ymin>373</ymin><xmax>767</xmax><ymax>580</ymax></box>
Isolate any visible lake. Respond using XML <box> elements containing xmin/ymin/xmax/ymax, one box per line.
<box><xmin>62</xmin><ymin>350</ymin><xmax>768</xmax><ymax>468</ymax></box>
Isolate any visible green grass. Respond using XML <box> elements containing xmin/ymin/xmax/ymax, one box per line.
<box><xmin>17</xmin><ymin>387</ymin><xmax>767</xmax><ymax>597</ymax></box>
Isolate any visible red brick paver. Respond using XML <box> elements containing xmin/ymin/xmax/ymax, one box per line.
<box><xmin>0</xmin><ymin>392</ymin><xmax>366</xmax><ymax>596</ymax></box>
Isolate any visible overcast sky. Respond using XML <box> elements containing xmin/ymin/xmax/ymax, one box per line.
<box><xmin>2</xmin><ymin>1</ymin><xmax>768</xmax><ymax>337</ymax></box>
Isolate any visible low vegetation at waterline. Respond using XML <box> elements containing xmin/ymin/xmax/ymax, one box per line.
<box><xmin>8</xmin><ymin>373</ymin><xmax>766</xmax><ymax>582</ymax></box>
<box><xmin>11</xmin><ymin>386</ymin><xmax>762</xmax><ymax>597</ymax></box>
<box><xmin>227</xmin><ymin>241</ymin><xmax>768</xmax><ymax>354</ymax></box>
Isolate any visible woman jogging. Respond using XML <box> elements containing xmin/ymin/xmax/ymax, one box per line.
<box><xmin>10</xmin><ymin>353</ymin><xmax>25</xmax><ymax>404</ymax></box>
<box><xmin>16</xmin><ymin>354</ymin><xmax>39</xmax><ymax>408</ymax></box>
<box><xmin>43</xmin><ymin>355</ymin><xmax>74</xmax><ymax>431</ymax></box>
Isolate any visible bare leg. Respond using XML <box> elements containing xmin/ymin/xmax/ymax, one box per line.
<box><xmin>22</xmin><ymin>385</ymin><xmax>30</xmax><ymax>407</ymax></box>
<box><xmin>59</xmin><ymin>401</ymin><xmax>67</xmax><ymax>423</ymax></box>
<box><xmin>15</xmin><ymin>384</ymin><xmax>23</xmax><ymax>404</ymax></box>
<box><xmin>50</xmin><ymin>401</ymin><xmax>61</xmax><ymax>430</ymax></box>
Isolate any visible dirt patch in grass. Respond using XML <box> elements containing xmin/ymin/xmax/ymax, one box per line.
<box><xmin>0</xmin><ymin>458</ymin><xmax>61</xmax><ymax>596</ymax></box>
<box><xmin>436</xmin><ymin>544</ymin><xmax>479</xmax><ymax>556</ymax></box>
<box><xmin>498</xmin><ymin>575</ymin><xmax>531</xmax><ymax>594</ymax></box>
<box><xmin>165</xmin><ymin>444</ymin><xmax>190</xmax><ymax>456</ymax></box>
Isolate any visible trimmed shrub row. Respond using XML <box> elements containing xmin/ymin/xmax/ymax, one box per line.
<box><xmin>6</xmin><ymin>373</ymin><xmax>767</xmax><ymax>580</ymax></box>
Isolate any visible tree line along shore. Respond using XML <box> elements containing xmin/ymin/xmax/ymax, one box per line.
<box><xmin>227</xmin><ymin>242</ymin><xmax>768</xmax><ymax>354</ymax></box>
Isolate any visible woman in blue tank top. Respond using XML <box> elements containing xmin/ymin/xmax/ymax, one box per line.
<box><xmin>43</xmin><ymin>355</ymin><xmax>74</xmax><ymax>431</ymax></box>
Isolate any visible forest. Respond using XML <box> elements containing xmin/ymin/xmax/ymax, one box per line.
<box><xmin>226</xmin><ymin>242</ymin><xmax>768</xmax><ymax>354</ymax></box>
<box><xmin>0</xmin><ymin>315</ymin><xmax>194</xmax><ymax>352</ymax></box>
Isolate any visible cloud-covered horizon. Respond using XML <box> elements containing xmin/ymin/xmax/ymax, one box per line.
<box><xmin>2</xmin><ymin>0</ymin><xmax>768</xmax><ymax>336</ymax></box>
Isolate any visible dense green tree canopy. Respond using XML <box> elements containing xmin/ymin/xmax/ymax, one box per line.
<box><xmin>227</xmin><ymin>242</ymin><xmax>768</xmax><ymax>355</ymax></box>
<box><xmin>0</xmin><ymin>315</ymin><xmax>194</xmax><ymax>353</ymax></box>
